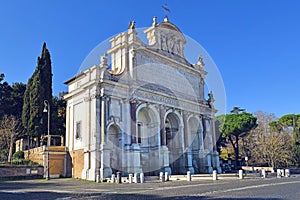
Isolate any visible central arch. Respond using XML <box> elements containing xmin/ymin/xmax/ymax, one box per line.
<box><xmin>137</xmin><ymin>105</ymin><xmax>160</xmax><ymax>175</ymax></box>
<box><xmin>188</xmin><ymin>116</ymin><xmax>203</xmax><ymax>174</ymax></box>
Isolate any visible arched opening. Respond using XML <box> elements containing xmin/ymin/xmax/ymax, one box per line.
<box><xmin>165</xmin><ymin>112</ymin><xmax>184</xmax><ymax>175</ymax></box>
<box><xmin>137</xmin><ymin>106</ymin><xmax>160</xmax><ymax>175</ymax></box>
<box><xmin>188</xmin><ymin>117</ymin><xmax>203</xmax><ymax>174</ymax></box>
<box><xmin>107</xmin><ymin>124</ymin><xmax>122</xmax><ymax>174</ymax></box>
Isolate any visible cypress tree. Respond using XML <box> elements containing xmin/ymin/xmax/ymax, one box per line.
<box><xmin>22</xmin><ymin>43</ymin><xmax>53</xmax><ymax>144</ymax></box>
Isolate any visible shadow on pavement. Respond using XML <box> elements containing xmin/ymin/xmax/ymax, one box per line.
<box><xmin>0</xmin><ymin>191</ymin><xmax>284</xmax><ymax>200</ymax></box>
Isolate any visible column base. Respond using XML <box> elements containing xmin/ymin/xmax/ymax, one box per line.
<box><xmin>100</xmin><ymin>167</ymin><xmax>112</xmax><ymax>181</ymax></box>
<box><xmin>127</xmin><ymin>144</ymin><xmax>142</xmax><ymax>174</ymax></box>
<box><xmin>160</xmin><ymin>145</ymin><xmax>171</xmax><ymax>174</ymax></box>
<box><xmin>186</xmin><ymin>167</ymin><xmax>195</xmax><ymax>175</ymax></box>
<box><xmin>81</xmin><ymin>168</ymin><xmax>88</xmax><ymax>180</ymax></box>
<box><xmin>162</xmin><ymin>166</ymin><xmax>172</xmax><ymax>175</ymax></box>
<box><xmin>208</xmin><ymin>166</ymin><xmax>213</xmax><ymax>174</ymax></box>
<box><xmin>217</xmin><ymin>166</ymin><xmax>222</xmax><ymax>174</ymax></box>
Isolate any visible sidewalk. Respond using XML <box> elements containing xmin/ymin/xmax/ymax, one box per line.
<box><xmin>1</xmin><ymin>175</ymin><xmax>299</xmax><ymax>200</ymax></box>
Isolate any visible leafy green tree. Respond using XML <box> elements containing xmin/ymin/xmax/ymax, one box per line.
<box><xmin>0</xmin><ymin>75</ymin><xmax>26</xmax><ymax>160</ymax></box>
<box><xmin>51</xmin><ymin>96</ymin><xmax>66</xmax><ymax>137</ymax></box>
<box><xmin>217</xmin><ymin>108</ymin><xmax>257</xmax><ymax>168</ymax></box>
<box><xmin>0</xmin><ymin>76</ymin><xmax>25</xmax><ymax>118</ymax></box>
<box><xmin>22</xmin><ymin>43</ymin><xmax>53</xmax><ymax>145</ymax></box>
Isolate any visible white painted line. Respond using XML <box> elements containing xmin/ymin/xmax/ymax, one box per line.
<box><xmin>190</xmin><ymin>180</ymin><xmax>300</xmax><ymax>197</ymax></box>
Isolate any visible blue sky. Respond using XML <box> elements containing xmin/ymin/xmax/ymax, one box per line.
<box><xmin>1</xmin><ymin>0</ymin><xmax>300</xmax><ymax>117</ymax></box>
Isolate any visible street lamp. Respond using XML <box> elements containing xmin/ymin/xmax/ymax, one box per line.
<box><xmin>43</xmin><ymin>100</ymin><xmax>50</xmax><ymax>180</ymax></box>
<box><xmin>43</xmin><ymin>100</ymin><xmax>51</xmax><ymax>146</ymax></box>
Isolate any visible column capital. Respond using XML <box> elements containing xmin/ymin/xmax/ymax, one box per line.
<box><xmin>129</xmin><ymin>97</ymin><xmax>139</xmax><ymax>104</ymax></box>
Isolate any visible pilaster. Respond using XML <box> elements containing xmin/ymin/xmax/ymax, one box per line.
<box><xmin>159</xmin><ymin>106</ymin><xmax>167</xmax><ymax>146</ymax></box>
<box><xmin>100</xmin><ymin>144</ymin><xmax>112</xmax><ymax>180</ymax></box>
<box><xmin>130</xmin><ymin>100</ymin><xmax>137</xmax><ymax>144</ymax></box>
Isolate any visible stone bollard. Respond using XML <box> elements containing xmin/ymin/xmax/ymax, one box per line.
<box><xmin>133</xmin><ymin>173</ymin><xmax>138</xmax><ymax>183</ymax></box>
<box><xmin>111</xmin><ymin>174</ymin><xmax>115</xmax><ymax>183</ymax></box>
<box><xmin>212</xmin><ymin>170</ymin><xmax>217</xmax><ymax>181</ymax></box>
<box><xmin>187</xmin><ymin>171</ymin><xmax>191</xmax><ymax>182</ymax></box>
<box><xmin>160</xmin><ymin>172</ymin><xmax>164</xmax><ymax>182</ymax></box>
<box><xmin>277</xmin><ymin>169</ymin><xmax>282</xmax><ymax>178</ymax></box>
<box><xmin>281</xmin><ymin>169</ymin><xmax>285</xmax><ymax>177</ymax></box>
<box><xmin>140</xmin><ymin>173</ymin><xmax>144</xmax><ymax>183</ymax></box>
<box><xmin>261</xmin><ymin>169</ymin><xmax>266</xmax><ymax>179</ymax></box>
<box><xmin>164</xmin><ymin>172</ymin><xmax>169</xmax><ymax>182</ymax></box>
<box><xmin>238</xmin><ymin>170</ymin><xmax>244</xmax><ymax>179</ymax></box>
<box><xmin>129</xmin><ymin>174</ymin><xmax>133</xmax><ymax>184</ymax></box>
<box><xmin>285</xmin><ymin>169</ymin><xmax>290</xmax><ymax>178</ymax></box>
<box><xmin>116</xmin><ymin>172</ymin><xmax>122</xmax><ymax>184</ymax></box>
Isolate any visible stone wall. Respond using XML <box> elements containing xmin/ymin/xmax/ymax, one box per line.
<box><xmin>69</xmin><ymin>149</ymin><xmax>84</xmax><ymax>178</ymax></box>
<box><xmin>24</xmin><ymin>146</ymin><xmax>44</xmax><ymax>166</ymax></box>
<box><xmin>24</xmin><ymin>146</ymin><xmax>72</xmax><ymax>178</ymax></box>
<box><xmin>0</xmin><ymin>166</ymin><xmax>44</xmax><ymax>179</ymax></box>
<box><xmin>242</xmin><ymin>166</ymin><xmax>274</xmax><ymax>172</ymax></box>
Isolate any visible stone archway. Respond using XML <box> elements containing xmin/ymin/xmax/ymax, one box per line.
<box><xmin>188</xmin><ymin>116</ymin><xmax>203</xmax><ymax>174</ymax></box>
<box><xmin>107</xmin><ymin>124</ymin><xmax>122</xmax><ymax>174</ymax></box>
<box><xmin>165</xmin><ymin>112</ymin><xmax>184</xmax><ymax>175</ymax></box>
<box><xmin>137</xmin><ymin>106</ymin><xmax>160</xmax><ymax>176</ymax></box>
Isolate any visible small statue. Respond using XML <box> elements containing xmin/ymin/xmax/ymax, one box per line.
<box><xmin>100</xmin><ymin>53</ymin><xmax>108</xmax><ymax>66</ymax></box>
<box><xmin>164</xmin><ymin>15</ymin><xmax>169</xmax><ymax>22</ymax></box>
<box><xmin>208</xmin><ymin>91</ymin><xmax>215</xmax><ymax>108</ymax></box>
<box><xmin>161</xmin><ymin>35</ymin><xmax>168</xmax><ymax>51</ymax></box>
<box><xmin>128</xmin><ymin>21</ymin><xmax>136</xmax><ymax>29</ymax></box>
<box><xmin>152</xmin><ymin>16</ymin><xmax>157</xmax><ymax>26</ymax></box>
<box><xmin>197</xmin><ymin>56</ymin><xmax>205</xmax><ymax>68</ymax></box>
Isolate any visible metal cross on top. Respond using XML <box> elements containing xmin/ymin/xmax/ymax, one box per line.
<box><xmin>162</xmin><ymin>4</ymin><xmax>171</xmax><ymax>17</ymax></box>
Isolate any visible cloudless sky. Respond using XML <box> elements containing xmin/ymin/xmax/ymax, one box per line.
<box><xmin>1</xmin><ymin>0</ymin><xmax>300</xmax><ymax>117</ymax></box>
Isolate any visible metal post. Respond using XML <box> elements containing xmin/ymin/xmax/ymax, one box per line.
<box><xmin>116</xmin><ymin>172</ymin><xmax>121</xmax><ymax>184</ymax></box>
<box><xmin>47</xmin><ymin>103</ymin><xmax>50</xmax><ymax>146</ymax></box>
<box><xmin>46</xmin><ymin>149</ymin><xmax>50</xmax><ymax>180</ymax></box>
<box><xmin>43</xmin><ymin>100</ymin><xmax>51</xmax><ymax>180</ymax></box>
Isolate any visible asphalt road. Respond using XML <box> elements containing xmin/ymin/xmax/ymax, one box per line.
<box><xmin>0</xmin><ymin>175</ymin><xmax>300</xmax><ymax>200</ymax></box>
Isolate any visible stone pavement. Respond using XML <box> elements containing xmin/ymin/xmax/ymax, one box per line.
<box><xmin>0</xmin><ymin>175</ymin><xmax>300</xmax><ymax>199</ymax></box>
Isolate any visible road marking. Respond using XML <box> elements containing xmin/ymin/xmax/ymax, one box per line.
<box><xmin>55</xmin><ymin>197</ymin><xmax>72</xmax><ymax>200</ymax></box>
<box><xmin>190</xmin><ymin>180</ymin><xmax>300</xmax><ymax>197</ymax></box>
<box><xmin>0</xmin><ymin>189</ymin><xmax>76</xmax><ymax>194</ymax></box>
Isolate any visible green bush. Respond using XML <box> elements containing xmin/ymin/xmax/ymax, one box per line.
<box><xmin>12</xmin><ymin>151</ymin><xmax>24</xmax><ymax>160</ymax></box>
<box><xmin>11</xmin><ymin>159</ymin><xmax>40</xmax><ymax>166</ymax></box>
